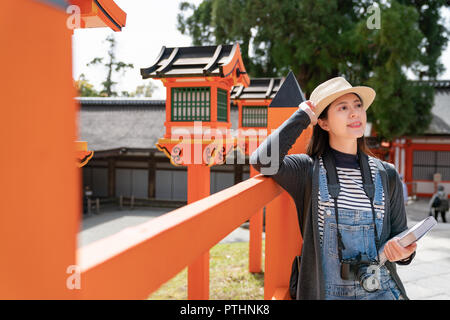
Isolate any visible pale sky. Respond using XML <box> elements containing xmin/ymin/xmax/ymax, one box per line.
<box><xmin>72</xmin><ymin>1</ymin><xmax>450</xmax><ymax>99</ymax></box>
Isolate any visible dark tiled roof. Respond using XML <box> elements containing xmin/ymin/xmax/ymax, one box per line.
<box><xmin>76</xmin><ymin>97</ymin><xmax>165</xmax><ymax>106</ymax></box>
<box><xmin>425</xmin><ymin>113</ymin><xmax>450</xmax><ymax>135</ymax></box>
<box><xmin>417</xmin><ymin>80</ymin><xmax>450</xmax><ymax>89</ymax></box>
<box><xmin>408</xmin><ymin>80</ymin><xmax>450</xmax><ymax>135</ymax></box>
<box><xmin>230</xmin><ymin>78</ymin><xmax>284</xmax><ymax>100</ymax></box>
<box><xmin>140</xmin><ymin>44</ymin><xmax>241</xmax><ymax>79</ymax></box>
<box><xmin>413</xmin><ymin>80</ymin><xmax>450</xmax><ymax>94</ymax></box>
<box><xmin>77</xmin><ymin>98</ymin><xmax>239</xmax><ymax>151</ymax></box>
<box><xmin>78</xmin><ymin>103</ymin><xmax>166</xmax><ymax>151</ymax></box>
<box><xmin>424</xmin><ymin>89</ymin><xmax>450</xmax><ymax>135</ymax></box>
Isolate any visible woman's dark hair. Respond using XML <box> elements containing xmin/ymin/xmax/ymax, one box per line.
<box><xmin>306</xmin><ymin>93</ymin><xmax>376</xmax><ymax>159</ymax></box>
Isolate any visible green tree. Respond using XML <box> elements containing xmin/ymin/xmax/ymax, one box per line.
<box><xmin>177</xmin><ymin>0</ymin><xmax>449</xmax><ymax>140</ymax></box>
<box><xmin>87</xmin><ymin>34</ymin><xmax>134</xmax><ymax>97</ymax></box>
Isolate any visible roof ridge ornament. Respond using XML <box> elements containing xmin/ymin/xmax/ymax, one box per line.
<box><xmin>269</xmin><ymin>71</ymin><xmax>306</xmax><ymax>108</ymax></box>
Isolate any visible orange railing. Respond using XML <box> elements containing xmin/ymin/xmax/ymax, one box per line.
<box><xmin>77</xmin><ymin>174</ymin><xmax>302</xmax><ymax>300</ymax></box>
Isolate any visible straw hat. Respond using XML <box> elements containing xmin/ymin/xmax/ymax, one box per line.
<box><xmin>309</xmin><ymin>77</ymin><xmax>376</xmax><ymax>117</ymax></box>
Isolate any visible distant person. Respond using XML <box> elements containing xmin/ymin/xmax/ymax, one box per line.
<box><xmin>428</xmin><ymin>185</ymin><xmax>448</xmax><ymax>223</ymax></box>
<box><xmin>400</xmin><ymin>174</ymin><xmax>408</xmax><ymax>206</ymax></box>
<box><xmin>83</xmin><ymin>186</ymin><xmax>93</xmax><ymax>215</ymax></box>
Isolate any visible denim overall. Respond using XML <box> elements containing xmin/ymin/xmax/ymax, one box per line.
<box><xmin>318</xmin><ymin>162</ymin><xmax>403</xmax><ymax>300</ymax></box>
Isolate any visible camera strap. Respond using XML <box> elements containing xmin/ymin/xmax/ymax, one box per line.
<box><xmin>322</xmin><ymin>145</ymin><xmax>381</xmax><ymax>263</ymax></box>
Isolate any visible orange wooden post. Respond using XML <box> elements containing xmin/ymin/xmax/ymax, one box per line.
<box><xmin>249</xmin><ymin>166</ymin><xmax>264</xmax><ymax>273</ymax></box>
<box><xmin>262</xmin><ymin>73</ymin><xmax>312</xmax><ymax>299</ymax></box>
<box><xmin>263</xmin><ymin>106</ymin><xmax>311</xmax><ymax>299</ymax></box>
<box><xmin>0</xmin><ymin>0</ymin><xmax>79</xmax><ymax>299</ymax></box>
<box><xmin>264</xmin><ymin>192</ymin><xmax>301</xmax><ymax>299</ymax></box>
<box><xmin>187</xmin><ymin>165</ymin><xmax>211</xmax><ymax>299</ymax></box>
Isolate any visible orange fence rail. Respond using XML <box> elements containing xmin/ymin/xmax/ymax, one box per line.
<box><xmin>78</xmin><ymin>174</ymin><xmax>303</xmax><ymax>300</ymax></box>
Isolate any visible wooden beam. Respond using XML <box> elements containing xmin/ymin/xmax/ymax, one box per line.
<box><xmin>234</xmin><ymin>163</ymin><xmax>243</xmax><ymax>184</ymax></box>
<box><xmin>108</xmin><ymin>158</ymin><xmax>116</xmax><ymax>198</ymax></box>
<box><xmin>148</xmin><ymin>152</ymin><xmax>156</xmax><ymax>199</ymax></box>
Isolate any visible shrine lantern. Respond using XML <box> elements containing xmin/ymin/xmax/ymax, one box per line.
<box><xmin>141</xmin><ymin>43</ymin><xmax>249</xmax><ymax>299</ymax></box>
<box><xmin>231</xmin><ymin>77</ymin><xmax>284</xmax><ymax>156</ymax></box>
<box><xmin>141</xmin><ymin>43</ymin><xmax>250</xmax><ymax>166</ymax></box>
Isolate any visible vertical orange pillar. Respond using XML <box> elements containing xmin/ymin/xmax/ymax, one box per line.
<box><xmin>405</xmin><ymin>139</ymin><xmax>413</xmax><ymax>195</ymax></box>
<box><xmin>0</xmin><ymin>0</ymin><xmax>78</xmax><ymax>299</ymax></box>
<box><xmin>164</xmin><ymin>85</ymin><xmax>172</xmax><ymax>138</ymax></box>
<box><xmin>249</xmin><ymin>164</ymin><xmax>263</xmax><ymax>273</ymax></box>
<box><xmin>210</xmin><ymin>85</ymin><xmax>218</xmax><ymax>124</ymax></box>
<box><xmin>263</xmin><ymin>107</ymin><xmax>311</xmax><ymax>299</ymax></box>
<box><xmin>264</xmin><ymin>192</ymin><xmax>301</xmax><ymax>299</ymax></box>
<box><xmin>187</xmin><ymin>164</ymin><xmax>210</xmax><ymax>299</ymax></box>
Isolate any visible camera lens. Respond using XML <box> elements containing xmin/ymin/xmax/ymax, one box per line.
<box><xmin>359</xmin><ymin>269</ymin><xmax>381</xmax><ymax>292</ymax></box>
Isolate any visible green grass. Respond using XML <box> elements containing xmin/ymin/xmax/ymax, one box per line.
<box><xmin>148</xmin><ymin>240</ymin><xmax>265</xmax><ymax>300</ymax></box>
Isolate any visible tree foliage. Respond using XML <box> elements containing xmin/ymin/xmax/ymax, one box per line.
<box><xmin>87</xmin><ymin>34</ymin><xmax>134</xmax><ymax>97</ymax></box>
<box><xmin>177</xmin><ymin>0</ymin><xmax>449</xmax><ymax>140</ymax></box>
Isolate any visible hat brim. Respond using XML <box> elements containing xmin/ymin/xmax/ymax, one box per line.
<box><xmin>313</xmin><ymin>86</ymin><xmax>376</xmax><ymax>117</ymax></box>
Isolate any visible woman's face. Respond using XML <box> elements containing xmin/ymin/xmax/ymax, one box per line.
<box><xmin>317</xmin><ymin>93</ymin><xmax>367</xmax><ymax>139</ymax></box>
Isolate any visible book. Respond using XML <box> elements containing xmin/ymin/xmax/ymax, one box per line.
<box><xmin>378</xmin><ymin>216</ymin><xmax>437</xmax><ymax>265</ymax></box>
<box><xmin>396</xmin><ymin>216</ymin><xmax>437</xmax><ymax>247</ymax></box>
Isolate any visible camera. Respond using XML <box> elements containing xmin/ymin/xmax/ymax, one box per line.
<box><xmin>340</xmin><ymin>253</ymin><xmax>381</xmax><ymax>292</ymax></box>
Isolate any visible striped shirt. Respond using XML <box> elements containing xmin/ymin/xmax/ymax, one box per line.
<box><xmin>318</xmin><ymin>152</ymin><xmax>385</xmax><ymax>245</ymax></box>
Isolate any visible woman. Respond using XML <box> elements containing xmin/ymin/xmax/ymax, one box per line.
<box><xmin>250</xmin><ymin>77</ymin><xmax>417</xmax><ymax>300</ymax></box>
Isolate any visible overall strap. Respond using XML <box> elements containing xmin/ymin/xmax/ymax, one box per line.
<box><xmin>358</xmin><ymin>150</ymin><xmax>381</xmax><ymax>259</ymax></box>
<box><xmin>358</xmin><ymin>150</ymin><xmax>374</xmax><ymax>199</ymax></box>
<box><xmin>322</xmin><ymin>147</ymin><xmax>345</xmax><ymax>261</ymax></box>
<box><xmin>322</xmin><ymin>146</ymin><xmax>380</xmax><ymax>262</ymax></box>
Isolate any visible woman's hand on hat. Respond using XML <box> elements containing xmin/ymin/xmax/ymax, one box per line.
<box><xmin>298</xmin><ymin>100</ymin><xmax>318</xmax><ymax>126</ymax></box>
<box><xmin>383</xmin><ymin>237</ymin><xmax>417</xmax><ymax>262</ymax></box>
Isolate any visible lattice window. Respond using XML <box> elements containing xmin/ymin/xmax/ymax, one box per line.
<box><xmin>242</xmin><ymin>106</ymin><xmax>267</xmax><ymax>127</ymax></box>
<box><xmin>217</xmin><ymin>88</ymin><xmax>228</xmax><ymax>122</ymax></box>
<box><xmin>171</xmin><ymin>87</ymin><xmax>210</xmax><ymax>121</ymax></box>
<box><xmin>412</xmin><ymin>150</ymin><xmax>450</xmax><ymax>181</ymax></box>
